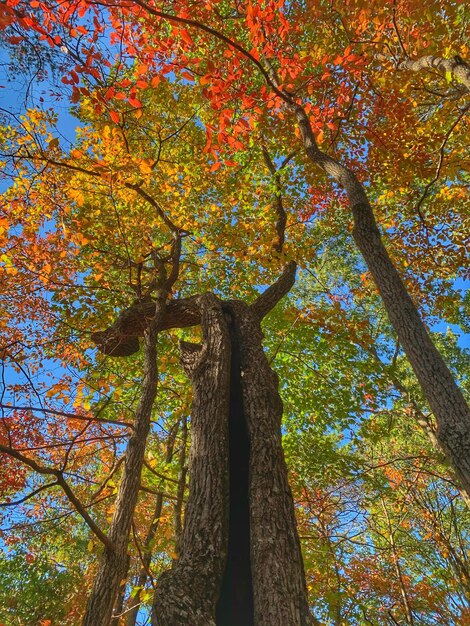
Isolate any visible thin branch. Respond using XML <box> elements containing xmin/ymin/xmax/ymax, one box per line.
<box><xmin>414</xmin><ymin>103</ymin><xmax>469</xmax><ymax>220</ymax></box>
<box><xmin>0</xmin><ymin>480</ymin><xmax>59</xmax><ymax>507</ymax></box>
<box><xmin>0</xmin><ymin>403</ymin><xmax>132</xmax><ymax>429</ymax></box>
<box><xmin>0</xmin><ymin>444</ymin><xmax>111</xmax><ymax>548</ymax></box>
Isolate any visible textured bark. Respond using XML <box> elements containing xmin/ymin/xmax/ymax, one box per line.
<box><xmin>216</xmin><ymin>315</ymin><xmax>254</xmax><ymax>626</ymax></box>
<box><xmin>293</xmin><ymin>103</ymin><xmax>470</xmax><ymax>503</ymax></box>
<box><xmin>173</xmin><ymin>415</ymin><xmax>189</xmax><ymax>555</ymax></box>
<box><xmin>152</xmin><ymin>294</ymin><xmax>231</xmax><ymax>626</ymax></box>
<box><xmin>82</xmin><ymin>289</ymin><xmax>166</xmax><ymax>626</ymax></box>
<box><xmin>397</xmin><ymin>54</ymin><xmax>470</xmax><ymax>91</ymax></box>
<box><xmin>152</xmin><ymin>265</ymin><xmax>311</xmax><ymax>625</ymax></box>
<box><xmin>229</xmin><ymin>301</ymin><xmax>312</xmax><ymax>626</ymax></box>
<box><xmin>91</xmin><ymin>296</ymin><xmax>201</xmax><ymax>356</ymax></box>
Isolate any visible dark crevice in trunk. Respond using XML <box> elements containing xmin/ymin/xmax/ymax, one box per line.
<box><xmin>216</xmin><ymin>315</ymin><xmax>254</xmax><ymax>626</ymax></box>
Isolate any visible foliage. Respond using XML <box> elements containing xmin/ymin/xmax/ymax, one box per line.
<box><xmin>0</xmin><ymin>0</ymin><xmax>469</xmax><ymax>624</ymax></box>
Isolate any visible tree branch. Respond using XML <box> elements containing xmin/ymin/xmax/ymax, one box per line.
<box><xmin>0</xmin><ymin>403</ymin><xmax>132</xmax><ymax>429</ymax></box>
<box><xmin>0</xmin><ymin>444</ymin><xmax>112</xmax><ymax>548</ymax></box>
<box><xmin>250</xmin><ymin>261</ymin><xmax>297</xmax><ymax>319</ymax></box>
<box><xmin>398</xmin><ymin>55</ymin><xmax>470</xmax><ymax>92</ymax></box>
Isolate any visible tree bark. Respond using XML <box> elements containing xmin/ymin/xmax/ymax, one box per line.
<box><xmin>397</xmin><ymin>55</ymin><xmax>470</xmax><ymax>91</ymax></box>
<box><xmin>151</xmin><ymin>264</ymin><xmax>311</xmax><ymax>625</ymax></box>
<box><xmin>82</xmin><ymin>288</ymin><xmax>166</xmax><ymax>626</ymax></box>
<box><xmin>152</xmin><ymin>294</ymin><xmax>231</xmax><ymax>626</ymax></box>
<box><xmin>228</xmin><ymin>300</ymin><xmax>312</xmax><ymax>626</ymax></box>
<box><xmin>292</xmin><ymin>103</ymin><xmax>470</xmax><ymax>503</ymax></box>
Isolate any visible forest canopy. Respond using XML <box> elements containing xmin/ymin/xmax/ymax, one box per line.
<box><xmin>0</xmin><ymin>0</ymin><xmax>469</xmax><ymax>624</ymax></box>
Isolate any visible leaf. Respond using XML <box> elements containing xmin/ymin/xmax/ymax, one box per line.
<box><xmin>109</xmin><ymin>110</ymin><xmax>120</xmax><ymax>124</ymax></box>
<box><xmin>180</xmin><ymin>71</ymin><xmax>194</xmax><ymax>82</ymax></box>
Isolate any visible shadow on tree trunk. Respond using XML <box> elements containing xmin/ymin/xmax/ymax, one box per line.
<box><xmin>151</xmin><ymin>264</ymin><xmax>313</xmax><ymax>626</ymax></box>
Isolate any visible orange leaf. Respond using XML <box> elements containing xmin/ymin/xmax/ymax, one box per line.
<box><xmin>180</xmin><ymin>71</ymin><xmax>194</xmax><ymax>82</ymax></box>
<box><xmin>110</xmin><ymin>110</ymin><xmax>120</xmax><ymax>124</ymax></box>
<box><xmin>180</xmin><ymin>30</ymin><xmax>194</xmax><ymax>46</ymax></box>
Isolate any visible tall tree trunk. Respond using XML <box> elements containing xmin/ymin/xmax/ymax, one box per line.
<box><xmin>152</xmin><ymin>294</ymin><xmax>231</xmax><ymax>625</ymax></box>
<box><xmin>152</xmin><ymin>264</ymin><xmax>312</xmax><ymax>626</ymax></box>
<box><xmin>293</xmin><ymin>104</ymin><xmax>470</xmax><ymax>502</ymax></box>
<box><xmin>125</xmin><ymin>420</ymin><xmax>180</xmax><ymax>626</ymax></box>
<box><xmin>228</xmin><ymin>301</ymin><xmax>312</xmax><ymax>626</ymax></box>
<box><xmin>82</xmin><ymin>288</ymin><xmax>166</xmax><ymax>626</ymax></box>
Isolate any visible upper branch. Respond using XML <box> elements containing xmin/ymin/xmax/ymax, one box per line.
<box><xmin>250</xmin><ymin>261</ymin><xmax>297</xmax><ymax>320</ymax></box>
<box><xmin>262</xmin><ymin>144</ymin><xmax>288</xmax><ymax>253</ymax></box>
<box><xmin>398</xmin><ymin>55</ymin><xmax>470</xmax><ymax>92</ymax></box>
<box><xmin>92</xmin><ymin>264</ymin><xmax>297</xmax><ymax>356</ymax></box>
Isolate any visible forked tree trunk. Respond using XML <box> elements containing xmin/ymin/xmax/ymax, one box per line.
<box><xmin>152</xmin><ymin>294</ymin><xmax>231</xmax><ymax>625</ymax></box>
<box><xmin>152</xmin><ymin>267</ymin><xmax>312</xmax><ymax>626</ymax></box>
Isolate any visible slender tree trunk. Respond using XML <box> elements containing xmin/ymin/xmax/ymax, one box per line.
<box><xmin>381</xmin><ymin>498</ymin><xmax>414</xmax><ymax>626</ymax></box>
<box><xmin>293</xmin><ymin>104</ymin><xmax>470</xmax><ymax>502</ymax></box>
<box><xmin>82</xmin><ymin>288</ymin><xmax>166</xmax><ymax>626</ymax></box>
<box><xmin>126</xmin><ymin>421</ymin><xmax>180</xmax><ymax>626</ymax></box>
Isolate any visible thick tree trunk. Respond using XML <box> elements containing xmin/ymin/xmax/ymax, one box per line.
<box><xmin>152</xmin><ymin>265</ymin><xmax>311</xmax><ymax>626</ymax></box>
<box><xmin>293</xmin><ymin>104</ymin><xmax>470</xmax><ymax>503</ymax></box>
<box><xmin>152</xmin><ymin>294</ymin><xmax>231</xmax><ymax>625</ymax></box>
<box><xmin>82</xmin><ymin>290</ymin><xmax>166</xmax><ymax>626</ymax></box>
<box><xmin>228</xmin><ymin>301</ymin><xmax>312</xmax><ymax>626</ymax></box>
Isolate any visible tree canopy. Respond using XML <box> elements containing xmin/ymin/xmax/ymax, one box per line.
<box><xmin>0</xmin><ymin>1</ymin><xmax>469</xmax><ymax>624</ymax></box>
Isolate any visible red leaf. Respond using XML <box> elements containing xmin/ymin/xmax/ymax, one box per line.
<box><xmin>180</xmin><ymin>30</ymin><xmax>194</xmax><ymax>46</ymax></box>
<box><xmin>110</xmin><ymin>110</ymin><xmax>120</xmax><ymax>124</ymax></box>
<box><xmin>180</xmin><ymin>70</ymin><xmax>194</xmax><ymax>82</ymax></box>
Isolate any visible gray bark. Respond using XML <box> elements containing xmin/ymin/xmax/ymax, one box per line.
<box><xmin>151</xmin><ymin>264</ymin><xmax>312</xmax><ymax>625</ymax></box>
<box><xmin>292</xmin><ymin>103</ymin><xmax>470</xmax><ymax>503</ymax></box>
<box><xmin>82</xmin><ymin>288</ymin><xmax>166</xmax><ymax>626</ymax></box>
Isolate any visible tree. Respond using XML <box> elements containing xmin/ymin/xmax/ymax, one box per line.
<box><xmin>0</xmin><ymin>1</ymin><xmax>469</xmax><ymax>625</ymax></box>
